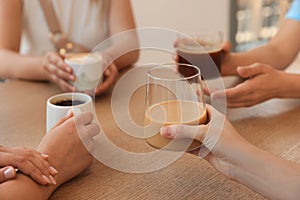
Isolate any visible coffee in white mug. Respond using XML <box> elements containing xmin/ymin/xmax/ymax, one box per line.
<box><xmin>46</xmin><ymin>92</ymin><xmax>94</xmax><ymax>132</ymax></box>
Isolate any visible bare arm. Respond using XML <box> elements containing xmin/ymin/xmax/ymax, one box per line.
<box><xmin>0</xmin><ymin>112</ymin><xmax>99</xmax><ymax>200</ymax></box>
<box><xmin>0</xmin><ymin>0</ymin><xmax>49</xmax><ymax>81</ymax></box>
<box><xmin>161</xmin><ymin>106</ymin><xmax>300</xmax><ymax>200</ymax></box>
<box><xmin>0</xmin><ymin>173</ymin><xmax>54</xmax><ymax>200</ymax></box>
<box><xmin>107</xmin><ymin>0</ymin><xmax>139</xmax><ymax>70</ymax></box>
<box><xmin>223</xmin><ymin>19</ymin><xmax>300</xmax><ymax>75</ymax></box>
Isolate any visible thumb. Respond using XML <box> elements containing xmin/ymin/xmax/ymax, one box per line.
<box><xmin>0</xmin><ymin>166</ymin><xmax>16</xmax><ymax>184</ymax></box>
<box><xmin>160</xmin><ymin>124</ymin><xmax>207</xmax><ymax>142</ymax></box>
<box><xmin>237</xmin><ymin>63</ymin><xmax>270</xmax><ymax>78</ymax></box>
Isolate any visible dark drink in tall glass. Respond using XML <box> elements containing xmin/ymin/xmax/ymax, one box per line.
<box><xmin>177</xmin><ymin>31</ymin><xmax>223</xmax><ymax>79</ymax></box>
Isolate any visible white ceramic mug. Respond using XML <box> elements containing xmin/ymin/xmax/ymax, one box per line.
<box><xmin>65</xmin><ymin>53</ymin><xmax>104</xmax><ymax>91</ymax></box>
<box><xmin>46</xmin><ymin>92</ymin><xmax>94</xmax><ymax>132</ymax></box>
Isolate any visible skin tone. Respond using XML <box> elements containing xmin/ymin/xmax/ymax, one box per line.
<box><xmin>0</xmin><ymin>111</ymin><xmax>100</xmax><ymax>199</ymax></box>
<box><xmin>0</xmin><ymin>146</ymin><xmax>58</xmax><ymax>185</ymax></box>
<box><xmin>160</xmin><ymin>105</ymin><xmax>300</xmax><ymax>200</ymax></box>
<box><xmin>217</xmin><ymin>19</ymin><xmax>300</xmax><ymax>107</ymax></box>
<box><xmin>213</xmin><ymin>63</ymin><xmax>300</xmax><ymax>107</ymax></box>
<box><xmin>0</xmin><ymin>0</ymin><xmax>139</xmax><ymax>96</ymax></box>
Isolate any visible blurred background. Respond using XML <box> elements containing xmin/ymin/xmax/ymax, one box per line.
<box><xmin>131</xmin><ymin>0</ymin><xmax>293</xmax><ymax>52</ymax></box>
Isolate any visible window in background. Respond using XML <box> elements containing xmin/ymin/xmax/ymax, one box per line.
<box><xmin>230</xmin><ymin>0</ymin><xmax>293</xmax><ymax>52</ymax></box>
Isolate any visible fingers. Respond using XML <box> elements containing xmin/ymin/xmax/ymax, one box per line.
<box><xmin>11</xmin><ymin>147</ymin><xmax>58</xmax><ymax>183</ymax></box>
<box><xmin>160</xmin><ymin>124</ymin><xmax>208</xmax><ymax>142</ymax></box>
<box><xmin>0</xmin><ymin>166</ymin><xmax>16</xmax><ymax>184</ymax></box>
<box><xmin>221</xmin><ymin>41</ymin><xmax>231</xmax><ymax>52</ymax></box>
<box><xmin>43</xmin><ymin>52</ymin><xmax>76</xmax><ymax>91</ymax></box>
<box><xmin>95</xmin><ymin>63</ymin><xmax>118</xmax><ymax>95</ymax></box>
<box><xmin>85</xmin><ymin>123</ymin><xmax>101</xmax><ymax>138</ymax></box>
<box><xmin>52</xmin><ymin>111</ymin><xmax>74</xmax><ymax>129</ymax></box>
<box><xmin>74</xmin><ymin>111</ymin><xmax>94</xmax><ymax>126</ymax></box>
<box><xmin>46</xmin><ymin>52</ymin><xmax>73</xmax><ymax>74</ymax></box>
<box><xmin>173</xmin><ymin>54</ymin><xmax>179</xmax><ymax>63</ymax></box>
<box><xmin>237</xmin><ymin>63</ymin><xmax>271</xmax><ymax>78</ymax></box>
<box><xmin>0</xmin><ymin>151</ymin><xmax>56</xmax><ymax>185</ymax></box>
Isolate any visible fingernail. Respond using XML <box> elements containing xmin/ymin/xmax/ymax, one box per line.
<box><xmin>237</xmin><ymin>67</ymin><xmax>246</xmax><ymax>75</ymax></box>
<box><xmin>66</xmin><ymin>110</ymin><xmax>73</xmax><ymax>117</ymax></box>
<box><xmin>160</xmin><ymin>127</ymin><xmax>172</xmax><ymax>138</ymax></box>
<box><xmin>70</xmin><ymin>75</ymin><xmax>75</xmax><ymax>80</ymax></box>
<box><xmin>42</xmin><ymin>175</ymin><xmax>51</xmax><ymax>184</ymax></box>
<box><xmin>67</xmin><ymin>67</ymin><xmax>72</xmax><ymax>73</ymax></box>
<box><xmin>49</xmin><ymin>175</ymin><xmax>57</xmax><ymax>185</ymax></box>
<box><xmin>4</xmin><ymin>167</ymin><xmax>15</xmax><ymax>179</ymax></box>
<box><xmin>49</xmin><ymin>166</ymin><xmax>58</xmax><ymax>175</ymax></box>
<box><xmin>41</xmin><ymin>154</ymin><xmax>49</xmax><ymax>159</ymax></box>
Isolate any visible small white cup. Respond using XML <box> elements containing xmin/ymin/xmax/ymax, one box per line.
<box><xmin>46</xmin><ymin>92</ymin><xmax>94</xmax><ymax>132</ymax></box>
<box><xmin>65</xmin><ymin>53</ymin><xmax>104</xmax><ymax>91</ymax></box>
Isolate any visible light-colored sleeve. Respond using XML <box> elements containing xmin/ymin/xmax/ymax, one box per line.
<box><xmin>286</xmin><ymin>0</ymin><xmax>300</xmax><ymax>21</ymax></box>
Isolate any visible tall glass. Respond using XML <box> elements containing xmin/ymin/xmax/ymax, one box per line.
<box><xmin>176</xmin><ymin>31</ymin><xmax>223</xmax><ymax>79</ymax></box>
<box><xmin>144</xmin><ymin>63</ymin><xmax>207</xmax><ymax>151</ymax></box>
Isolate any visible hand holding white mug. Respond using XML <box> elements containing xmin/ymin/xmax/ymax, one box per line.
<box><xmin>38</xmin><ymin>111</ymin><xmax>100</xmax><ymax>190</ymax></box>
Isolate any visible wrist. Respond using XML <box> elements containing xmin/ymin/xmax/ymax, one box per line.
<box><xmin>39</xmin><ymin>55</ymin><xmax>52</xmax><ymax>81</ymax></box>
<box><xmin>221</xmin><ymin>53</ymin><xmax>239</xmax><ymax>76</ymax></box>
<box><xmin>277</xmin><ymin>73</ymin><xmax>300</xmax><ymax>98</ymax></box>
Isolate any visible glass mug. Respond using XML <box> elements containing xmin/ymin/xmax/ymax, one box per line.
<box><xmin>144</xmin><ymin>63</ymin><xmax>207</xmax><ymax>151</ymax></box>
<box><xmin>176</xmin><ymin>30</ymin><xmax>223</xmax><ymax>79</ymax></box>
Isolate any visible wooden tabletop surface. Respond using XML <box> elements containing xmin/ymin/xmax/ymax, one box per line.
<box><xmin>1</xmin><ymin>62</ymin><xmax>300</xmax><ymax>199</ymax></box>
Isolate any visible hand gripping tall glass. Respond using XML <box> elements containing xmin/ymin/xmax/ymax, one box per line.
<box><xmin>144</xmin><ymin>63</ymin><xmax>208</xmax><ymax>151</ymax></box>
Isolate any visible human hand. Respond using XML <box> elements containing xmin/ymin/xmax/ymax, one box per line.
<box><xmin>95</xmin><ymin>62</ymin><xmax>118</xmax><ymax>96</ymax></box>
<box><xmin>43</xmin><ymin>52</ymin><xmax>76</xmax><ymax>92</ymax></box>
<box><xmin>0</xmin><ymin>146</ymin><xmax>58</xmax><ymax>185</ymax></box>
<box><xmin>213</xmin><ymin>63</ymin><xmax>287</xmax><ymax>108</ymax></box>
<box><xmin>220</xmin><ymin>41</ymin><xmax>237</xmax><ymax>76</ymax></box>
<box><xmin>37</xmin><ymin>111</ymin><xmax>100</xmax><ymax>187</ymax></box>
<box><xmin>160</xmin><ymin>105</ymin><xmax>253</xmax><ymax>179</ymax></box>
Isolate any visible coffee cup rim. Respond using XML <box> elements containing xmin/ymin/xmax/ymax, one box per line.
<box><xmin>47</xmin><ymin>92</ymin><xmax>92</xmax><ymax>107</ymax></box>
<box><xmin>64</xmin><ymin>53</ymin><xmax>102</xmax><ymax>65</ymax></box>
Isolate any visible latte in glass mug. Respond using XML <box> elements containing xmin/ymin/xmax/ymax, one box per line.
<box><xmin>65</xmin><ymin>53</ymin><xmax>104</xmax><ymax>91</ymax></box>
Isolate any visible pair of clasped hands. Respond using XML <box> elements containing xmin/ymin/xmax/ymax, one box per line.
<box><xmin>0</xmin><ymin>111</ymin><xmax>99</xmax><ymax>191</ymax></box>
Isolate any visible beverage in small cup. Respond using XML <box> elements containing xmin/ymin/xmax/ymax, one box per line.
<box><xmin>144</xmin><ymin>63</ymin><xmax>207</xmax><ymax>151</ymax></box>
<box><xmin>46</xmin><ymin>92</ymin><xmax>94</xmax><ymax>132</ymax></box>
<box><xmin>65</xmin><ymin>53</ymin><xmax>104</xmax><ymax>91</ymax></box>
<box><xmin>176</xmin><ymin>31</ymin><xmax>223</xmax><ymax>79</ymax></box>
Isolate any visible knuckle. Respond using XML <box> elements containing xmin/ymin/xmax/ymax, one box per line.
<box><xmin>15</xmin><ymin>156</ymin><xmax>27</xmax><ymax>165</ymax></box>
<box><xmin>176</xmin><ymin>124</ymin><xmax>185</xmax><ymax>134</ymax></box>
<box><xmin>51</xmin><ymin>74</ymin><xmax>58</xmax><ymax>82</ymax></box>
<box><xmin>66</xmin><ymin>118</ymin><xmax>76</xmax><ymax>129</ymax></box>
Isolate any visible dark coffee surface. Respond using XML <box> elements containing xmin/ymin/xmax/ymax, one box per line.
<box><xmin>177</xmin><ymin>49</ymin><xmax>222</xmax><ymax>79</ymax></box>
<box><xmin>54</xmin><ymin>100</ymin><xmax>84</xmax><ymax>106</ymax></box>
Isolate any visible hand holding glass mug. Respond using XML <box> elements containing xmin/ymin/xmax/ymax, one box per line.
<box><xmin>175</xmin><ymin>30</ymin><xmax>224</xmax><ymax>79</ymax></box>
<box><xmin>144</xmin><ymin>63</ymin><xmax>208</xmax><ymax>151</ymax></box>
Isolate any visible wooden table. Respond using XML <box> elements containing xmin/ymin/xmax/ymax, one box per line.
<box><xmin>1</xmin><ymin>64</ymin><xmax>300</xmax><ymax>199</ymax></box>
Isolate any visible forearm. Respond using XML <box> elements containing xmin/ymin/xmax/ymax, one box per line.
<box><xmin>0</xmin><ymin>49</ymin><xmax>49</xmax><ymax>81</ymax></box>
<box><xmin>229</xmin><ymin>45</ymin><xmax>292</xmax><ymax>72</ymax></box>
<box><xmin>231</xmin><ymin>144</ymin><xmax>300</xmax><ymax>200</ymax></box>
<box><xmin>278</xmin><ymin>73</ymin><xmax>300</xmax><ymax>98</ymax></box>
<box><xmin>103</xmin><ymin>35</ymin><xmax>139</xmax><ymax>70</ymax></box>
<box><xmin>0</xmin><ymin>173</ymin><xmax>55</xmax><ymax>200</ymax></box>
<box><xmin>114</xmin><ymin>49</ymin><xmax>139</xmax><ymax>70</ymax></box>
